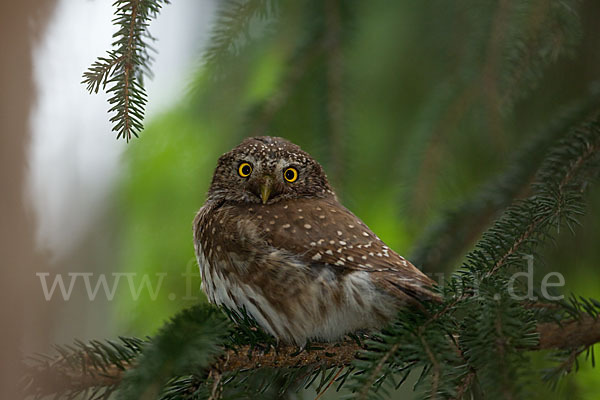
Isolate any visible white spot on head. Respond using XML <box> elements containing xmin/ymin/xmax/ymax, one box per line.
<box><xmin>304</xmin><ymin>224</ymin><xmax>312</xmax><ymax>229</ymax></box>
<box><xmin>337</xmin><ymin>230</ymin><xmax>342</xmax><ymax>236</ymax></box>
<box><xmin>319</xmin><ymin>215</ymin><xmax>326</xmax><ymax>219</ymax></box>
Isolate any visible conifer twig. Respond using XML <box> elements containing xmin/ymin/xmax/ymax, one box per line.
<box><xmin>24</xmin><ymin>315</ymin><xmax>600</xmax><ymax>398</ymax></box>
<box><xmin>487</xmin><ymin>128</ymin><xmax>600</xmax><ymax>277</ymax></box>
<box><xmin>411</xmin><ymin>94</ymin><xmax>600</xmax><ymax>272</ymax></box>
<box><xmin>418</xmin><ymin>327</ymin><xmax>440</xmax><ymax>400</ymax></box>
<box><xmin>82</xmin><ymin>0</ymin><xmax>169</xmax><ymax>141</ymax></box>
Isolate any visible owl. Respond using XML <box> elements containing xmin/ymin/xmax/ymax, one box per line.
<box><xmin>194</xmin><ymin>136</ymin><xmax>438</xmax><ymax>344</ymax></box>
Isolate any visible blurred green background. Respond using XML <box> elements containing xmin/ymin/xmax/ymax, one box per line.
<box><xmin>111</xmin><ymin>1</ymin><xmax>600</xmax><ymax>398</ymax></box>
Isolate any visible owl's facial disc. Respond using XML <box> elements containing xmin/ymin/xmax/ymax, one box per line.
<box><xmin>207</xmin><ymin>136</ymin><xmax>334</xmax><ymax>205</ymax></box>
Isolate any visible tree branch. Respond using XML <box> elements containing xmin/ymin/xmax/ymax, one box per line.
<box><xmin>25</xmin><ymin>315</ymin><xmax>600</xmax><ymax>397</ymax></box>
<box><xmin>215</xmin><ymin>341</ymin><xmax>359</xmax><ymax>372</ymax></box>
<box><xmin>535</xmin><ymin>314</ymin><xmax>600</xmax><ymax>350</ymax></box>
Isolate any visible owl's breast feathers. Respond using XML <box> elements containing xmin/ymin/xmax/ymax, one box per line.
<box><xmin>194</xmin><ymin>197</ymin><xmax>440</xmax><ymax>307</ymax></box>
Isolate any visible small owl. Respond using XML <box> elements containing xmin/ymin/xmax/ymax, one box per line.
<box><xmin>194</xmin><ymin>136</ymin><xmax>438</xmax><ymax>344</ymax></box>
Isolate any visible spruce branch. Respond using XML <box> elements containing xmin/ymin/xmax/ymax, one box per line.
<box><xmin>82</xmin><ymin>0</ymin><xmax>169</xmax><ymax>141</ymax></box>
<box><xmin>536</xmin><ymin>314</ymin><xmax>600</xmax><ymax>351</ymax></box>
<box><xmin>383</xmin><ymin>109</ymin><xmax>600</xmax><ymax>398</ymax></box>
<box><xmin>204</xmin><ymin>0</ymin><xmax>277</xmax><ymax>76</ymax></box>
<box><xmin>478</xmin><ymin>110</ymin><xmax>600</xmax><ymax>277</ymax></box>
<box><xmin>418</xmin><ymin>327</ymin><xmax>441</xmax><ymax>400</ymax></box>
<box><xmin>22</xmin><ymin>337</ymin><xmax>145</xmax><ymax>399</ymax></box>
<box><xmin>453</xmin><ymin>370</ymin><xmax>476</xmax><ymax>400</ymax></box>
<box><xmin>411</xmin><ymin>92</ymin><xmax>600</xmax><ymax>272</ymax></box>
<box><xmin>500</xmin><ymin>0</ymin><xmax>582</xmax><ymax>110</ymax></box>
<box><xmin>116</xmin><ymin>304</ymin><xmax>231</xmax><ymax>400</ymax></box>
<box><xmin>419</xmin><ymin>108</ymin><xmax>600</xmax><ymax>327</ymax></box>
<box><xmin>407</xmin><ymin>0</ymin><xmax>582</xmax><ymax>216</ymax></box>
<box><xmin>22</xmin><ymin>310</ymin><xmax>600</xmax><ymax>399</ymax></box>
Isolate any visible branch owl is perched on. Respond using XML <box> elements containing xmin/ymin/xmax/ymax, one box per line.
<box><xmin>194</xmin><ymin>136</ymin><xmax>439</xmax><ymax>344</ymax></box>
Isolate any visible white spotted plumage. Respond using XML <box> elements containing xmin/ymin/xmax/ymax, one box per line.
<box><xmin>196</xmin><ymin>233</ymin><xmax>397</xmax><ymax>343</ymax></box>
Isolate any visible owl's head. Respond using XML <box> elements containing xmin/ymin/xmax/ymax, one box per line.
<box><xmin>206</xmin><ymin>136</ymin><xmax>334</xmax><ymax>204</ymax></box>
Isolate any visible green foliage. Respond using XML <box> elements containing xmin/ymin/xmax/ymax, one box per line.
<box><xmin>23</xmin><ymin>337</ymin><xmax>145</xmax><ymax>399</ymax></box>
<box><xmin>82</xmin><ymin>0</ymin><xmax>169</xmax><ymax>141</ymax></box>
<box><xmin>203</xmin><ymin>0</ymin><xmax>279</xmax><ymax>76</ymax></box>
<box><xmin>347</xmin><ymin>307</ymin><xmax>463</xmax><ymax>400</ymax></box>
<box><xmin>459</xmin><ymin>287</ymin><xmax>538</xmax><ymax>398</ymax></box>
<box><xmin>343</xmin><ymin>111</ymin><xmax>600</xmax><ymax>399</ymax></box>
<box><xmin>500</xmin><ymin>0</ymin><xmax>582</xmax><ymax>111</ymax></box>
<box><xmin>411</xmin><ymin>92</ymin><xmax>600</xmax><ymax>272</ymax></box>
<box><xmin>117</xmin><ymin>304</ymin><xmax>231</xmax><ymax>399</ymax></box>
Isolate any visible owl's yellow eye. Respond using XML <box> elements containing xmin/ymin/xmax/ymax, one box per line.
<box><xmin>238</xmin><ymin>162</ymin><xmax>253</xmax><ymax>178</ymax></box>
<box><xmin>284</xmin><ymin>167</ymin><xmax>298</xmax><ymax>183</ymax></box>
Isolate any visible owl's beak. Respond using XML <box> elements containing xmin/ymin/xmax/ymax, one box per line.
<box><xmin>260</xmin><ymin>177</ymin><xmax>273</xmax><ymax>204</ymax></box>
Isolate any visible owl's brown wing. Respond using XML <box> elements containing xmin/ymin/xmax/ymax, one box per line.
<box><xmin>250</xmin><ymin>196</ymin><xmax>441</xmax><ymax>304</ymax></box>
